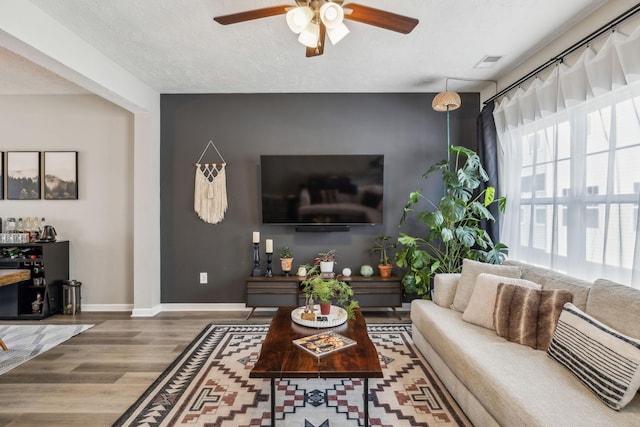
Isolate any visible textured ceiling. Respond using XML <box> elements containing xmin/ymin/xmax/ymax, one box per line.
<box><xmin>2</xmin><ymin>0</ymin><xmax>608</xmax><ymax>95</ymax></box>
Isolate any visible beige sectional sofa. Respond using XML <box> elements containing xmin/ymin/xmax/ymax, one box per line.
<box><xmin>410</xmin><ymin>259</ymin><xmax>640</xmax><ymax>426</ymax></box>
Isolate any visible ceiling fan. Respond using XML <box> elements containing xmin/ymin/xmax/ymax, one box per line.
<box><xmin>213</xmin><ymin>1</ymin><xmax>419</xmax><ymax>57</ymax></box>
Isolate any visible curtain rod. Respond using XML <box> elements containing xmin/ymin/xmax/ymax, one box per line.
<box><xmin>484</xmin><ymin>3</ymin><xmax>640</xmax><ymax>105</ymax></box>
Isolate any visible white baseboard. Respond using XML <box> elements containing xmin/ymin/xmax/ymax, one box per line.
<box><xmin>130</xmin><ymin>305</ymin><xmax>162</xmax><ymax>317</ymax></box>
<box><xmin>82</xmin><ymin>304</ymin><xmax>134</xmax><ymax>312</ymax></box>
<box><xmin>159</xmin><ymin>303</ymin><xmax>248</xmax><ymax>312</ymax></box>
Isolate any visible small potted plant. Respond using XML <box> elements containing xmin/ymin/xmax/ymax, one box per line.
<box><xmin>370</xmin><ymin>235</ymin><xmax>395</xmax><ymax>278</ymax></box>
<box><xmin>296</xmin><ymin>263</ymin><xmax>310</xmax><ymax>277</ymax></box>
<box><xmin>315</xmin><ymin>249</ymin><xmax>337</xmax><ymax>274</ymax></box>
<box><xmin>301</xmin><ymin>266</ymin><xmax>359</xmax><ymax>318</ymax></box>
<box><xmin>279</xmin><ymin>247</ymin><xmax>294</xmax><ymax>276</ymax></box>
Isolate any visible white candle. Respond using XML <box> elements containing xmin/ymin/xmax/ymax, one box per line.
<box><xmin>253</xmin><ymin>231</ymin><xmax>260</xmax><ymax>244</ymax></box>
<box><xmin>266</xmin><ymin>239</ymin><xmax>273</xmax><ymax>253</ymax></box>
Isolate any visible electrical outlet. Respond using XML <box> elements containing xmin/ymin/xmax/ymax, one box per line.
<box><xmin>199</xmin><ymin>272</ymin><xmax>208</xmax><ymax>284</ymax></box>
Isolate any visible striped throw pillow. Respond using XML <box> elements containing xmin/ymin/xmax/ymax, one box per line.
<box><xmin>548</xmin><ymin>303</ymin><xmax>640</xmax><ymax>410</ymax></box>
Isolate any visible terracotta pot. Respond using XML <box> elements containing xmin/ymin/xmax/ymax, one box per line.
<box><xmin>280</xmin><ymin>257</ymin><xmax>293</xmax><ymax>274</ymax></box>
<box><xmin>378</xmin><ymin>264</ymin><xmax>393</xmax><ymax>278</ymax></box>
<box><xmin>320</xmin><ymin>303</ymin><xmax>332</xmax><ymax>315</ymax></box>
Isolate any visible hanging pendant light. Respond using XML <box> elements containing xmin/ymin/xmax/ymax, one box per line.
<box><xmin>433</xmin><ymin>78</ymin><xmax>461</xmax><ymax>111</ymax></box>
<box><xmin>432</xmin><ymin>79</ymin><xmax>461</xmax><ymax>171</ymax></box>
<box><xmin>432</xmin><ymin>91</ymin><xmax>461</xmax><ymax>112</ymax></box>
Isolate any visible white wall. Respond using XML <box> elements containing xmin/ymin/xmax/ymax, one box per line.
<box><xmin>1</xmin><ymin>1</ymin><xmax>161</xmax><ymax>315</ymax></box>
<box><xmin>0</xmin><ymin>94</ymin><xmax>134</xmax><ymax>308</ymax></box>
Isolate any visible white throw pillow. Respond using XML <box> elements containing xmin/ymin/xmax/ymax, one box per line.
<box><xmin>451</xmin><ymin>259</ymin><xmax>521</xmax><ymax>312</ymax></box>
<box><xmin>433</xmin><ymin>273</ymin><xmax>461</xmax><ymax>308</ymax></box>
<box><xmin>548</xmin><ymin>303</ymin><xmax>640</xmax><ymax>410</ymax></box>
<box><xmin>462</xmin><ymin>273</ymin><xmax>541</xmax><ymax>330</ymax></box>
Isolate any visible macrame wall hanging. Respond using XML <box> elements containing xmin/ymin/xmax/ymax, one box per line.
<box><xmin>194</xmin><ymin>140</ymin><xmax>228</xmax><ymax>224</ymax></box>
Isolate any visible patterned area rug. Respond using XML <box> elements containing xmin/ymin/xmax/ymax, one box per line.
<box><xmin>114</xmin><ymin>324</ymin><xmax>471</xmax><ymax>427</ymax></box>
<box><xmin>0</xmin><ymin>324</ymin><xmax>93</xmax><ymax>375</ymax></box>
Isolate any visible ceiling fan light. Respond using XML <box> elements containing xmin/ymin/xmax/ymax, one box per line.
<box><xmin>327</xmin><ymin>22</ymin><xmax>349</xmax><ymax>45</ymax></box>
<box><xmin>298</xmin><ymin>22</ymin><xmax>320</xmax><ymax>48</ymax></box>
<box><xmin>432</xmin><ymin>91</ymin><xmax>462</xmax><ymax>111</ymax></box>
<box><xmin>319</xmin><ymin>3</ymin><xmax>344</xmax><ymax>28</ymax></box>
<box><xmin>286</xmin><ymin>7</ymin><xmax>314</xmax><ymax>34</ymax></box>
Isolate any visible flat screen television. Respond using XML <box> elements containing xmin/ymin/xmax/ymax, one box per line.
<box><xmin>260</xmin><ymin>154</ymin><xmax>384</xmax><ymax>225</ymax></box>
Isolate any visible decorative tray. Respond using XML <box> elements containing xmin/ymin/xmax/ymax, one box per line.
<box><xmin>291</xmin><ymin>305</ymin><xmax>348</xmax><ymax>328</ymax></box>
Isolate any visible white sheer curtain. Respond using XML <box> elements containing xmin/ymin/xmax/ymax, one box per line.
<box><xmin>494</xmin><ymin>25</ymin><xmax>640</xmax><ymax>288</ymax></box>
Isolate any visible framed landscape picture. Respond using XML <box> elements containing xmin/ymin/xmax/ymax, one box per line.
<box><xmin>7</xmin><ymin>151</ymin><xmax>40</xmax><ymax>200</ymax></box>
<box><xmin>44</xmin><ymin>151</ymin><xmax>78</xmax><ymax>200</ymax></box>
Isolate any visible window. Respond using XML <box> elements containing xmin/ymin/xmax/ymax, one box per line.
<box><xmin>535</xmin><ymin>206</ymin><xmax>546</xmax><ymax>225</ymax></box>
<box><xmin>585</xmin><ymin>206</ymin><xmax>599</xmax><ymax>229</ymax></box>
<box><xmin>496</xmin><ymin>76</ymin><xmax>640</xmax><ymax>287</ymax></box>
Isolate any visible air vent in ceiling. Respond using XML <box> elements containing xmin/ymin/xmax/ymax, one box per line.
<box><xmin>474</xmin><ymin>55</ymin><xmax>502</xmax><ymax>68</ymax></box>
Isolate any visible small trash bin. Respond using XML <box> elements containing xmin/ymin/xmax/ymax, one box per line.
<box><xmin>63</xmin><ymin>280</ymin><xmax>82</xmax><ymax>315</ymax></box>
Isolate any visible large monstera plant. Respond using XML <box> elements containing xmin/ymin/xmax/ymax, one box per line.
<box><xmin>396</xmin><ymin>145</ymin><xmax>508</xmax><ymax>298</ymax></box>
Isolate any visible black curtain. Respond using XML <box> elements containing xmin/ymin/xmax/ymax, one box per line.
<box><xmin>477</xmin><ymin>101</ymin><xmax>500</xmax><ymax>244</ymax></box>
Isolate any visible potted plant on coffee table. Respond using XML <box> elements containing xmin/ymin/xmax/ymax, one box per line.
<box><xmin>370</xmin><ymin>235</ymin><xmax>395</xmax><ymax>278</ymax></box>
<box><xmin>300</xmin><ymin>266</ymin><xmax>359</xmax><ymax>319</ymax></box>
<box><xmin>279</xmin><ymin>247</ymin><xmax>294</xmax><ymax>276</ymax></box>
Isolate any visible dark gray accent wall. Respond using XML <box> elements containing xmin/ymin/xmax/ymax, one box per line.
<box><xmin>160</xmin><ymin>93</ymin><xmax>479</xmax><ymax>303</ymax></box>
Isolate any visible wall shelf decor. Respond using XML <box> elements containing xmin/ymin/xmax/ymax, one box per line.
<box><xmin>44</xmin><ymin>151</ymin><xmax>78</xmax><ymax>200</ymax></box>
<box><xmin>6</xmin><ymin>151</ymin><xmax>40</xmax><ymax>200</ymax></box>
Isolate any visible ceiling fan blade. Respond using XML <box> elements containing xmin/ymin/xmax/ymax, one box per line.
<box><xmin>342</xmin><ymin>3</ymin><xmax>419</xmax><ymax>34</ymax></box>
<box><xmin>306</xmin><ymin>23</ymin><xmax>326</xmax><ymax>57</ymax></box>
<box><xmin>214</xmin><ymin>5</ymin><xmax>291</xmax><ymax>25</ymax></box>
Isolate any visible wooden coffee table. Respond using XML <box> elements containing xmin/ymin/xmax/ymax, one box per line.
<box><xmin>250</xmin><ymin>307</ymin><xmax>383</xmax><ymax>427</ymax></box>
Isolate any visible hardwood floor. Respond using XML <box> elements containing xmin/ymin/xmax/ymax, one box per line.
<box><xmin>0</xmin><ymin>308</ymin><xmax>407</xmax><ymax>427</ymax></box>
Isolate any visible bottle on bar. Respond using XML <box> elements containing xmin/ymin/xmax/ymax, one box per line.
<box><xmin>32</xmin><ymin>293</ymin><xmax>43</xmax><ymax>314</ymax></box>
<box><xmin>32</xmin><ymin>217</ymin><xmax>40</xmax><ymax>241</ymax></box>
<box><xmin>5</xmin><ymin>218</ymin><xmax>16</xmax><ymax>233</ymax></box>
<box><xmin>17</xmin><ymin>218</ymin><xmax>25</xmax><ymax>242</ymax></box>
<box><xmin>24</xmin><ymin>217</ymin><xmax>32</xmax><ymax>242</ymax></box>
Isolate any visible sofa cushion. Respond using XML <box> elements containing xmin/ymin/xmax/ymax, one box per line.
<box><xmin>586</xmin><ymin>279</ymin><xmax>640</xmax><ymax>339</ymax></box>
<box><xmin>494</xmin><ymin>284</ymin><xmax>540</xmax><ymax>348</ymax></box>
<box><xmin>548</xmin><ymin>303</ymin><xmax>640</xmax><ymax>410</ymax></box>
<box><xmin>433</xmin><ymin>273</ymin><xmax>461</xmax><ymax>308</ymax></box>
<box><xmin>503</xmin><ymin>260</ymin><xmax>591</xmax><ymax>310</ymax></box>
<box><xmin>462</xmin><ymin>273</ymin><xmax>541</xmax><ymax>330</ymax></box>
<box><xmin>451</xmin><ymin>259</ymin><xmax>520</xmax><ymax>312</ymax></box>
<box><xmin>494</xmin><ymin>284</ymin><xmax>573</xmax><ymax>350</ymax></box>
<box><xmin>536</xmin><ymin>289</ymin><xmax>573</xmax><ymax>350</ymax></box>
